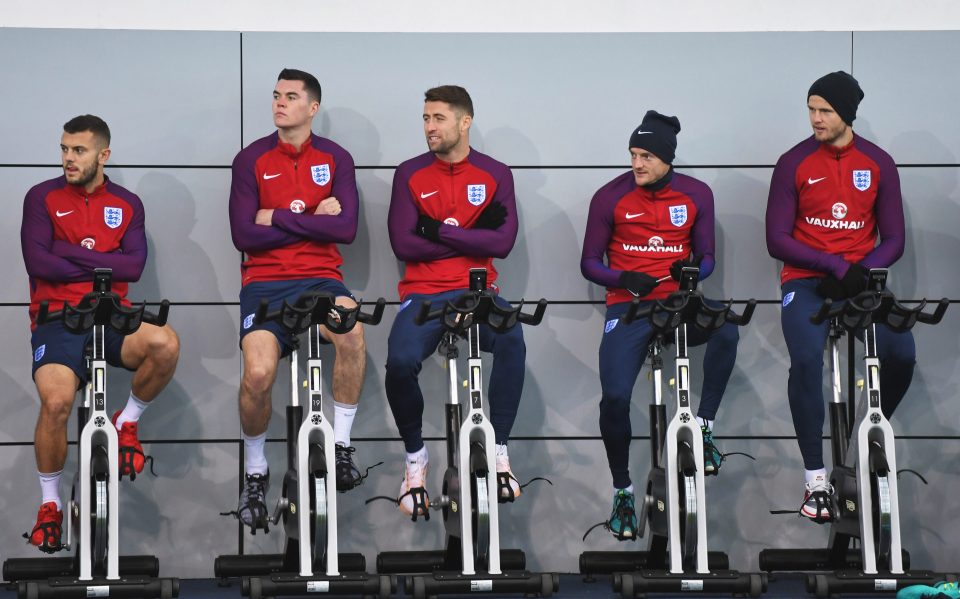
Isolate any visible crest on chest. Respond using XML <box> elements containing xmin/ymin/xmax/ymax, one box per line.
<box><xmin>104</xmin><ymin>207</ymin><xmax>123</xmax><ymax>229</ymax></box>
<box><xmin>669</xmin><ymin>204</ymin><xmax>688</xmax><ymax>227</ymax></box>
<box><xmin>467</xmin><ymin>184</ymin><xmax>486</xmax><ymax>206</ymax></box>
<box><xmin>311</xmin><ymin>164</ymin><xmax>331</xmax><ymax>186</ymax></box>
<box><xmin>852</xmin><ymin>170</ymin><xmax>871</xmax><ymax>191</ymax></box>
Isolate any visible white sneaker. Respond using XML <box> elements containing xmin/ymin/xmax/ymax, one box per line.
<box><xmin>801</xmin><ymin>475</ymin><xmax>835</xmax><ymax>521</ymax></box>
<box><xmin>496</xmin><ymin>453</ymin><xmax>522</xmax><ymax>501</ymax></box>
<box><xmin>398</xmin><ymin>454</ymin><xmax>429</xmax><ymax>517</ymax></box>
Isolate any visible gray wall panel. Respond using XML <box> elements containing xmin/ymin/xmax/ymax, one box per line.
<box><xmin>2</xmin><ymin>27</ymin><xmax>959</xmax><ymax>579</ymax></box>
<box><xmin>853</xmin><ymin>31</ymin><xmax>960</xmax><ymax>164</ymax></box>
<box><xmin>240</xmin><ymin>32</ymin><xmax>850</xmax><ymax>167</ymax></box>
<box><xmin>0</xmin><ymin>30</ymin><xmax>241</xmax><ymax>166</ymax></box>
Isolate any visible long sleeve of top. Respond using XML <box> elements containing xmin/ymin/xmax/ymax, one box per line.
<box><xmin>21</xmin><ymin>175</ymin><xmax>147</xmax><ymax>326</ymax></box>
<box><xmin>766</xmin><ymin>135</ymin><xmax>904</xmax><ymax>284</ymax></box>
<box><xmin>229</xmin><ymin>138</ymin><xmax>300</xmax><ymax>253</ymax></box>
<box><xmin>270</xmin><ymin>141</ymin><xmax>359</xmax><ymax>244</ymax></box>
<box><xmin>389</xmin><ymin>149</ymin><xmax>518</xmax><ymax>299</ymax></box>
<box><xmin>22</xmin><ymin>182</ymin><xmax>90</xmax><ymax>282</ymax></box>
<box><xmin>581</xmin><ymin>170</ymin><xmax>716</xmax><ymax>305</ymax></box>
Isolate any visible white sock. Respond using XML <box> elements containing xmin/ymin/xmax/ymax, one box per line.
<box><xmin>39</xmin><ymin>471</ymin><xmax>62</xmax><ymax>510</ymax></box>
<box><xmin>615</xmin><ymin>484</ymin><xmax>635</xmax><ymax>495</ymax></box>
<box><xmin>333</xmin><ymin>401</ymin><xmax>357</xmax><ymax>447</ymax></box>
<box><xmin>696</xmin><ymin>416</ymin><xmax>713</xmax><ymax>430</ymax></box>
<box><xmin>406</xmin><ymin>445</ymin><xmax>428</xmax><ymax>465</ymax></box>
<box><xmin>495</xmin><ymin>443</ymin><xmax>508</xmax><ymax>458</ymax></box>
<box><xmin>243</xmin><ymin>431</ymin><xmax>269</xmax><ymax>476</ymax></box>
<box><xmin>115</xmin><ymin>392</ymin><xmax>149</xmax><ymax>429</ymax></box>
<box><xmin>805</xmin><ymin>468</ymin><xmax>827</xmax><ymax>486</ymax></box>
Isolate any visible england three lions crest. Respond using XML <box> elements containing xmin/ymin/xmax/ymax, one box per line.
<box><xmin>853</xmin><ymin>170</ymin><xmax>871</xmax><ymax>191</ymax></box>
<box><xmin>467</xmin><ymin>184</ymin><xmax>486</xmax><ymax>206</ymax></box>
<box><xmin>669</xmin><ymin>205</ymin><xmax>688</xmax><ymax>227</ymax></box>
<box><xmin>104</xmin><ymin>207</ymin><xmax>123</xmax><ymax>229</ymax></box>
<box><xmin>311</xmin><ymin>164</ymin><xmax>331</xmax><ymax>186</ymax></box>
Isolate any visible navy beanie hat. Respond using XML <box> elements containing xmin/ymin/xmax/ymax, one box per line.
<box><xmin>628</xmin><ymin>110</ymin><xmax>681</xmax><ymax>164</ymax></box>
<box><xmin>808</xmin><ymin>71</ymin><xmax>864</xmax><ymax>126</ymax></box>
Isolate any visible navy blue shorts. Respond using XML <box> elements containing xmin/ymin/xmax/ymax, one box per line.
<box><xmin>239</xmin><ymin>278</ymin><xmax>355</xmax><ymax>355</ymax></box>
<box><xmin>31</xmin><ymin>320</ymin><xmax>128</xmax><ymax>384</ymax></box>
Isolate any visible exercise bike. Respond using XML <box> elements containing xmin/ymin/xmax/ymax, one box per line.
<box><xmin>580</xmin><ymin>267</ymin><xmax>765</xmax><ymax>598</ymax></box>
<box><xmin>371</xmin><ymin>268</ymin><xmax>558</xmax><ymax>598</ymax></box>
<box><xmin>2</xmin><ymin>268</ymin><xmax>178</xmax><ymax>599</ymax></box>
<box><xmin>759</xmin><ymin>269</ymin><xmax>955</xmax><ymax>596</ymax></box>
<box><xmin>214</xmin><ymin>290</ymin><xmax>395</xmax><ymax>598</ymax></box>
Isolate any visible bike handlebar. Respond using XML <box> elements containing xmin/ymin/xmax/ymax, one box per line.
<box><xmin>37</xmin><ymin>293</ymin><xmax>169</xmax><ymax>336</ymax></box>
<box><xmin>413</xmin><ymin>291</ymin><xmax>548</xmax><ymax>334</ymax></box>
<box><xmin>810</xmin><ymin>290</ymin><xmax>948</xmax><ymax>333</ymax></box>
<box><xmin>622</xmin><ymin>290</ymin><xmax>756</xmax><ymax>334</ymax></box>
<box><xmin>254</xmin><ymin>291</ymin><xmax>385</xmax><ymax>336</ymax></box>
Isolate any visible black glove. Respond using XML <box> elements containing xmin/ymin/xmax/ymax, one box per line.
<box><xmin>619</xmin><ymin>271</ymin><xmax>659</xmax><ymax>298</ymax></box>
<box><xmin>473</xmin><ymin>201</ymin><xmax>507</xmax><ymax>230</ymax></box>
<box><xmin>815</xmin><ymin>275</ymin><xmax>846</xmax><ymax>300</ymax></box>
<box><xmin>670</xmin><ymin>254</ymin><xmax>703</xmax><ymax>282</ymax></box>
<box><xmin>415</xmin><ymin>214</ymin><xmax>441</xmax><ymax>242</ymax></box>
<box><xmin>839</xmin><ymin>263</ymin><xmax>868</xmax><ymax>298</ymax></box>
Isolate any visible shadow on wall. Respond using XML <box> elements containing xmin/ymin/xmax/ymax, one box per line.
<box><xmin>110</xmin><ymin>170</ymin><xmax>236</xmax><ymax>454</ymax></box>
<box><xmin>317</xmin><ymin>107</ymin><xmax>383</xmax><ymax>292</ymax></box>
<box><xmin>886</xmin><ymin>129</ymin><xmax>960</xmax><ymax>437</ymax></box>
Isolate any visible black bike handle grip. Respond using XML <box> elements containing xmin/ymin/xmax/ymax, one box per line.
<box><xmin>733</xmin><ymin>299</ymin><xmax>757</xmax><ymax>327</ymax></box>
<box><xmin>413</xmin><ymin>301</ymin><xmax>433</xmax><ymax>326</ymax></box>
<box><xmin>517</xmin><ymin>298</ymin><xmax>548</xmax><ymax>326</ymax></box>
<box><xmin>357</xmin><ymin>298</ymin><xmax>386</xmax><ymax>326</ymax></box>
<box><xmin>143</xmin><ymin>300</ymin><xmax>171</xmax><ymax>327</ymax></box>
<box><xmin>37</xmin><ymin>301</ymin><xmax>51</xmax><ymax>325</ymax></box>
<box><xmin>254</xmin><ymin>298</ymin><xmax>270</xmax><ymax>325</ymax></box>
<box><xmin>622</xmin><ymin>298</ymin><xmax>652</xmax><ymax>325</ymax></box>
<box><xmin>918</xmin><ymin>298</ymin><xmax>949</xmax><ymax>325</ymax></box>
<box><xmin>810</xmin><ymin>299</ymin><xmax>835</xmax><ymax>325</ymax></box>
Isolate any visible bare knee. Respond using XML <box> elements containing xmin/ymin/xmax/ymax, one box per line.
<box><xmin>39</xmin><ymin>392</ymin><xmax>75</xmax><ymax>427</ymax></box>
<box><xmin>333</xmin><ymin>325</ymin><xmax>365</xmax><ymax>359</ymax></box>
<box><xmin>149</xmin><ymin>326</ymin><xmax>180</xmax><ymax>369</ymax></box>
<box><xmin>242</xmin><ymin>361</ymin><xmax>277</xmax><ymax>399</ymax></box>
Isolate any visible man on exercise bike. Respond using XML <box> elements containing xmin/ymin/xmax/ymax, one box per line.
<box><xmin>766</xmin><ymin>71</ymin><xmax>914</xmax><ymax>523</ymax></box>
<box><xmin>229</xmin><ymin>69</ymin><xmax>369</xmax><ymax>531</ymax></box>
<box><xmin>580</xmin><ymin>111</ymin><xmax>742</xmax><ymax>540</ymax></box>
<box><xmin>21</xmin><ymin>114</ymin><xmax>181</xmax><ymax>553</ymax></box>
<box><xmin>385</xmin><ymin>85</ymin><xmax>525</xmax><ymax>517</ymax></box>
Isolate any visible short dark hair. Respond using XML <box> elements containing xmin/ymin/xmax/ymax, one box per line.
<box><xmin>278</xmin><ymin>68</ymin><xmax>322</xmax><ymax>104</ymax></box>
<box><xmin>424</xmin><ymin>85</ymin><xmax>474</xmax><ymax>118</ymax></box>
<box><xmin>63</xmin><ymin>114</ymin><xmax>111</xmax><ymax>147</ymax></box>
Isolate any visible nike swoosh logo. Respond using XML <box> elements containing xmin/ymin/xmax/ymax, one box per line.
<box><xmin>56</xmin><ymin>210</ymin><xmax>74</xmax><ymax>217</ymax></box>
<box><xmin>263</xmin><ymin>173</ymin><xmax>281</xmax><ymax>180</ymax></box>
<box><xmin>420</xmin><ymin>190</ymin><xmax>439</xmax><ymax>199</ymax></box>
<box><xmin>625</xmin><ymin>212</ymin><xmax>644</xmax><ymax>219</ymax></box>
<box><xmin>807</xmin><ymin>176</ymin><xmax>827</xmax><ymax>185</ymax></box>
<box><xmin>634</xmin><ymin>131</ymin><xmax>652</xmax><ymax>135</ymax></box>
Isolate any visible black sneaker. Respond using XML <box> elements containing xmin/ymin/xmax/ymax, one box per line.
<box><xmin>335</xmin><ymin>444</ymin><xmax>363</xmax><ymax>492</ymax></box>
<box><xmin>237</xmin><ymin>471</ymin><xmax>270</xmax><ymax>531</ymax></box>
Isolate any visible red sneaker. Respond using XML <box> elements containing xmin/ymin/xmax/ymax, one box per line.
<box><xmin>25</xmin><ymin>502</ymin><xmax>62</xmax><ymax>553</ymax></box>
<box><xmin>111</xmin><ymin>411</ymin><xmax>151</xmax><ymax>480</ymax></box>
